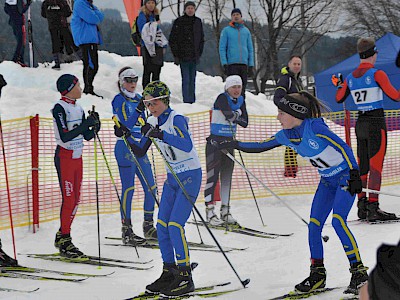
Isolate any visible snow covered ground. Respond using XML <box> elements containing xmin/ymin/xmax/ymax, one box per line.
<box><xmin>0</xmin><ymin>53</ymin><xmax>399</xmax><ymax>299</ymax></box>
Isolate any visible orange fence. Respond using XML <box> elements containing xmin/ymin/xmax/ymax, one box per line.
<box><xmin>1</xmin><ymin>110</ymin><xmax>400</xmax><ymax>230</ymax></box>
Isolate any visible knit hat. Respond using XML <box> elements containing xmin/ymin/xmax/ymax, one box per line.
<box><xmin>276</xmin><ymin>94</ymin><xmax>310</xmax><ymax>120</ymax></box>
<box><xmin>231</xmin><ymin>8</ymin><xmax>242</xmax><ymax>16</ymax></box>
<box><xmin>56</xmin><ymin>74</ymin><xmax>79</xmax><ymax>95</ymax></box>
<box><xmin>184</xmin><ymin>1</ymin><xmax>196</xmax><ymax>9</ymax></box>
<box><xmin>225</xmin><ymin>75</ymin><xmax>242</xmax><ymax>90</ymax></box>
<box><xmin>144</xmin><ymin>0</ymin><xmax>156</xmax><ymax>5</ymax></box>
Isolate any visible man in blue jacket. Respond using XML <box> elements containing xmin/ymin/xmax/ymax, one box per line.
<box><xmin>219</xmin><ymin>8</ymin><xmax>254</xmax><ymax>96</ymax></box>
<box><xmin>71</xmin><ymin>0</ymin><xmax>104</xmax><ymax>97</ymax></box>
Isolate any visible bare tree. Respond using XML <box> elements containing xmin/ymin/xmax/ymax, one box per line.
<box><xmin>340</xmin><ymin>0</ymin><xmax>400</xmax><ymax>37</ymax></box>
<box><xmin>247</xmin><ymin>0</ymin><xmax>336</xmax><ymax>94</ymax></box>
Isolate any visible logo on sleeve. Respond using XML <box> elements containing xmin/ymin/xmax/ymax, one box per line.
<box><xmin>308</xmin><ymin>139</ymin><xmax>319</xmax><ymax>149</ymax></box>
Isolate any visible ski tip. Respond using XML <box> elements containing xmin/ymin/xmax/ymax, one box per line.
<box><xmin>242</xmin><ymin>278</ymin><xmax>250</xmax><ymax>287</ymax></box>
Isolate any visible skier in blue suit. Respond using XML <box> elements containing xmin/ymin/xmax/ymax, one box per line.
<box><xmin>213</xmin><ymin>91</ymin><xmax>369</xmax><ymax>296</ymax></box>
<box><xmin>112</xmin><ymin>67</ymin><xmax>157</xmax><ymax>245</ymax></box>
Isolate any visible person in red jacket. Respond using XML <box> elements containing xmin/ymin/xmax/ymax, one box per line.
<box><xmin>335</xmin><ymin>37</ymin><xmax>400</xmax><ymax>222</ymax></box>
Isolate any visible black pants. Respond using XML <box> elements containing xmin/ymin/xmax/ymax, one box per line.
<box><xmin>142</xmin><ymin>64</ymin><xmax>162</xmax><ymax>89</ymax></box>
<box><xmin>80</xmin><ymin>43</ymin><xmax>99</xmax><ymax>92</ymax></box>
<box><xmin>226</xmin><ymin>64</ymin><xmax>248</xmax><ymax>96</ymax></box>
<box><xmin>204</xmin><ymin>140</ymin><xmax>234</xmax><ymax>206</ymax></box>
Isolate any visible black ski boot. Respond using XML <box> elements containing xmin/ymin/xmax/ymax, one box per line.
<box><xmin>295</xmin><ymin>265</ymin><xmax>326</xmax><ymax>293</ymax></box>
<box><xmin>145</xmin><ymin>263</ymin><xmax>177</xmax><ymax>295</ymax></box>
<box><xmin>160</xmin><ymin>265</ymin><xmax>195</xmax><ymax>298</ymax></box>
<box><xmin>357</xmin><ymin>197</ymin><xmax>368</xmax><ymax>220</ymax></box>
<box><xmin>52</xmin><ymin>53</ymin><xmax>61</xmax><ymax>70</ymax></box>
<box><xmin>122</xmin><ymin>220</ymin><xmax>146</xmax><ymax>245</ymax></box>
<box><xmin>143</xmin><ymin>220</ymin><xmax>158</xmax><ymax>240</ymax></box>
<box><xmin>58</xmin><ymin>234</ymin><xmax>88</xmax><ymax>260</ymax></box>
<box><xmin>54</xmin><ymin>230</ymin><xmax>62</xmax><ymax>249</ymax></box>
<box><xmin>344</xmin><ymin>262</ymin><xmax>368</xmax><ymax>294</ymax></box>
<box><xmin>0</xmin><ymin>239</ymin><xmax>18</xmax><ymax>267</ymax></box>
<box><xmin>367</xmin><ymin>202</ymin><xmax>398</xmax><ymax>222</ymax></box>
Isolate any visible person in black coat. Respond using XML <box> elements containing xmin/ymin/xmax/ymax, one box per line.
<box><xmin>4</xmin><ymin>0</ymin><xmax>32</xmax><ymax>67</ymax></box>
<box><xmin>169</xmin><ymin>1</ymin><xmax>204</xmax><ymax>103</ymax></box>
<box><xmin>41</xmin><ymin>0</ymin><xmax>80</xmax><ymax>69</ymax></box>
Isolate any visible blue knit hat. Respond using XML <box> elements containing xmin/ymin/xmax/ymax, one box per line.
<box><xmin>57</xmin><ymin>74</ymin><xmax>79</xmax><ymax>95</ymax></box>
<box><xmin>231</xmin><ymin>8</ymin><xmax>242</xmax><ymax>16</ymax></box>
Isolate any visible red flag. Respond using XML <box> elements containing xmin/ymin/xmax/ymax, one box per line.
<box><xmin>123</xmin><ymin>0</ymin><xmax>142</xmax><ymax>27</ymax></box>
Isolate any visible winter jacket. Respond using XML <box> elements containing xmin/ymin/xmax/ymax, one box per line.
<box><xmin>71</xmin><ymin>0</ymin><xmax>104</xmax><ymax>46</ymax></box>
<box><xmin>137</xmin><ymin>10</ymin><xmax>157</xmax><ymax>47</ymax></box>
<box><xmin>219</xmin><ymin>22</ymin><xmax>254</xmax><ymax>67</ymax></box>
<box><xmin>169</xmin><ymin>14</ymin><xmax>204</xmax><ymax>62</ymax></box>
<box><xmin>41</xmin><ymin>0</ymin><xmax>72</xmax><ymax>29</ymax></box>
<box><xmin>141</xmin><ymin>22</ymin><xmax>168</xmax><ymax>57</ymax></box>
<box><xmin>4</xmin><ymin>0</ymin><xmax>30</xmax><ymax>27</ymax></box>
<box><xmin>273</xmin><ymin>66</ymin><xmax>304</xmax><ymax>106</ymax></box>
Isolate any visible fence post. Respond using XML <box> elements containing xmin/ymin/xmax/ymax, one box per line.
<box><xmin>30</xmin><ymin>114</ymin><xmax>39</xmax><ymax>233</ymax></box>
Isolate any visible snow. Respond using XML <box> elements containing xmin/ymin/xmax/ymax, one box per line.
<box><xmin>0</xmin><ymin>53</ymin><xmax>399</xmax><ymax>299</ymax></box>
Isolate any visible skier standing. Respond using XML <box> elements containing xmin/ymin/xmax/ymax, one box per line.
<box><xmin>52</xmin><ymin>74</ymin><xmax>100</xmax><ymax>259</ymax></box>
<box><xmin>214</xmin><ymin>91</ymin><xmax>368</xmax><ymax>295</ymax></box>
<box><xmin>112</xmin><ymin>67</ymin><xmax>157</xmax><ymax>244</ymax></box>
<box><xmin>121</xmin><ymin>81</ymin><xmax>201</xmax><ymax>298</ymax></box>
<box><xmin>204</xmin><ymin>75</ymin><xmax>248</xmax><ymax>225</ymax></box>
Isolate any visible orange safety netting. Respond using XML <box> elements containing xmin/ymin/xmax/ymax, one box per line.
<box><xmin>1</xmin><ymin>110</ymin><xmax>400</xmax><ymax>230</ymax></box>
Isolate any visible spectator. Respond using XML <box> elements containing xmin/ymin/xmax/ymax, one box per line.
<box><xmin>41</xmin><ymin>0</ymin><xmax>81</xmax><ymax>69</ymax></box>
<box><xmin>71</xmin><ymin>0</ymin><xmax>104</xmax><ymax>97</ymax></box>
<box><xmin>169</xmin><ymin>1</ymin><xmax>204</xmax><ymax>104</ymax></box>
<box><xmin>273</xmin><ymin>55</ymin><xmax>304</xmax><ymax>178</ymax></box>
<box><xmin>137</xmin><ymin>0</ymin><xmax>167</xmax><ymax>89</ymax></box>
<box><xmin>219</xmin><ymin>8</ymin><xmax>254</xmax><ymax>96</ymax></box>
<box><xmin>63</xmin><ymin>0</ymin><xmax>82</xmax><ymax>62</ymax></box>
<box><xmin>335</xmin><ymin>37</ymin><xmax>400</xmax><ymax>222</ymax></box>
<box><xmin>4</xmin><ymin>0</ymin><xmax>32</xmax><ymax>67</ymax></box>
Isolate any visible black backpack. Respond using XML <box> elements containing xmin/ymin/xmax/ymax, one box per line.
<box><xmin>131</xmin><ymin>16</ymin><xmax>142</xmax><ymax>46</ymax></box>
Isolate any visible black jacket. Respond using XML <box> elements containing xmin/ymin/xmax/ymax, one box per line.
<box><xmin>4</xmin><ymin>0</ymin><xmax>30</xmax><ymax>27</ymax></box>
<box><xmin>169</xmin><ymin>14</ymin><xmax>204</xmax><ymax>62</ymax></box>
<box><xmin>273</xmin><ymin>66</ymin><xmax>304</xmax><ymax>106</ymax></box>
<box><xmin>41</xmin><ymin>0</ymin><xmax>71</xmax><ymax>29</ymax></box>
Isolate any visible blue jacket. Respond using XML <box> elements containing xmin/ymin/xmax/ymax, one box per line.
<box><xmin>71</xmin><ymin>0</ymin><xmax>104</xmax><ymax>46</ymax></box>
<box><xmin>219</xmin><ymin>22</ymin><xmax>254</xmax><ymax>67</ymax></box>
<box><xmin>137</xmin><ymin>10</ymin><xmax>157</xmax><ymax>47</ymax></box>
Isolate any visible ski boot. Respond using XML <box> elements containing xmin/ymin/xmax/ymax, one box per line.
<box><xmin>344</xmin><ymin>262</ymin><xmax>369</xmax><ymax>294</ymax></box>
<box><xmin>54</xmin><ymin>230</ymin><xmax>62</xmax><ymax>249</ymax></box>
<box><xmin>122</xmin><ymin>220</ymin><xmax>146</xmax><ymax>245</ymax></box>
<box><xmin>295</xmin><ymin>265</ymin><xmax>326</xmax><ymax>293</ymax></box>
<box><xmin>52</xmin><ymin>53</ymin><xmax>61</xmax><ymax>70</ymax></box>
<box><xmin>160</xmin><ymin>265</ymin><xmax>194</xmax><ymax>298</ymax></box>
<box><xmin>143</xmin><ymin>220</ymin><xmax>158</xmax><ymax>240</ymax></box>
<box><xmin>145</xmin><ymin>263</ymin><xmax>177</xmax><ymax>295</ymax></box>
<box><xmin>367</xmin><ymin>202</ymin><xmax>398</xmax><ymax>222</ymax></box>
<box><xmin>58</xmin><ymin>234</ymin><xmax>88</xmax><ymax>260</ymax></box>
<box><xmin>0</xmin><ymin>239</ymin><xmax>18</xmax><ymax>267</ymax></box>
<box><xmin>206</xmin><ymin>204</ymin><xmax>224</xmax><ymax>226</ymax></box>
<box><xmin>357</xmin><ymin>197</ymin><xmax>368</xmax><ymax>220</ymax></box>
<box><xmin>220</xmin><ymin>205</ymin><xmax>237</xmax><ymax>225</ymax></box>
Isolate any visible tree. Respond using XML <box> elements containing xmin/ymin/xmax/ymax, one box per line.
<box><xmin>340</xmin><ymin>0</ymin><xmax>400</xmax><ymax>37</ymax></box>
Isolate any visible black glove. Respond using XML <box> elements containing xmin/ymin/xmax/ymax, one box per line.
<box><xmin>347</xmin><ymin>169</ymin><xmax>362</xmax><ymax>196</ymax></box>
<box><xmin>223</xmin><ymin>65</ymin><xmax>228</xmax><ymax>75</ymax></box>
<box><xmin>114</xmin><ymin>124</ymin><xmax>131</xmax><ymax>138</ymax></box>
<box><xmin>174</xmin><ymin>57</ymin><xmax>180</xmax><ymax>66</ymax></box>
<box><xmin>248</xmin><ymin>66</ymin><xmax>254</xmax><ymax>77</ymax></box>
<box><xmin>136</xmin><ymin>98</ymin><xmax>145</xmax><ymax>113</ymax></box>
<box><xmin>155</xmin><ymin>15</ymin><xmax>160</xmax><ymax>22</ymax></box>
<box><xmin>141</xmin><ymin>123</ymin><xmax>164</xmax><ymax>139</ymax></box>
<box><xmin>82</xmin><ymin>114</ymin><xmax>97</xmax><ymax>130</ymax></box>
<box><xmin>209</xmin><ymin>139</ymin><xmax>238</xmax><ymax>150</ymax></box>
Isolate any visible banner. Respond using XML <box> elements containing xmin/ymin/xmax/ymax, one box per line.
<box><xmin>123</xmin><ymin>0</ymin><xmax>142</xmax><ymax>27</ymax></box>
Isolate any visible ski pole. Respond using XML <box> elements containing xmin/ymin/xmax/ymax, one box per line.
<box><xmin>142</xmin><ymin>126</ymin><xmax>250</xmax><ymax>288</ymax></box>
<box><xmin>0</xmin><ymin>75</ymin><xmax>17</xmax><ymax>259</ymax></box>
<box><xmin>91</xmin><ymin>106</ymin><xmax>102</xmax><ymax>267</ymax></box>
<box><xmin>95</xmin><ymin>120</ymin><xmax>140</xmax><ymax>259</ymax></box>
<box><xmin>342</xmin><ymin>186</ymin><xmax>400</xmax><ymax>198</ymax></box>
<box><xmin>221</xmin><ymin>149</ymin><xmax>329</xmax><ymax>242</ymax></box>
<box><xmin>229</xmin><ymin>122</ymin><xmax>265</xmax><ymax>227</ymax></box>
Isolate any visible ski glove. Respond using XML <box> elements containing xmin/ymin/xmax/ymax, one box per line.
<box><xmin>210</xmin><ymin>139</ymin><xmax>238</xmax><ymax>150</ymax></box>
<box><xmin>347</xmin><ymin>169</ymin><xmax>362</xmax><ymax>196</ymax></box>
<box><xmin>141</xmin><ymin>123</ymin><xmax>164</xmax><ymax>140</ymax></box>
<box><xmin>114</xmin><ymin>123</ymin><xmax>131</xmax><ymax>138</ymax></box>
<box><xmin>331</xmin><ymin>73</ymin><xmax>343</xmax><ymax>87</ymax></box>
<box><xmin>174</xmin><ymin>57</ymin><xmax>180</xmax><ymax>65</ymax></box>
<box><xmin>136</xmin><ymin>97</ymin><xmax>145</xmax><ymax>113</ymax></box>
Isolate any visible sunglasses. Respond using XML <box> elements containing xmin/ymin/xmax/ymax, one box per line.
<box><xmin>124</xmin><ymin>77</ymin><xmax>138</xmax><ymax>83</ymax></box>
